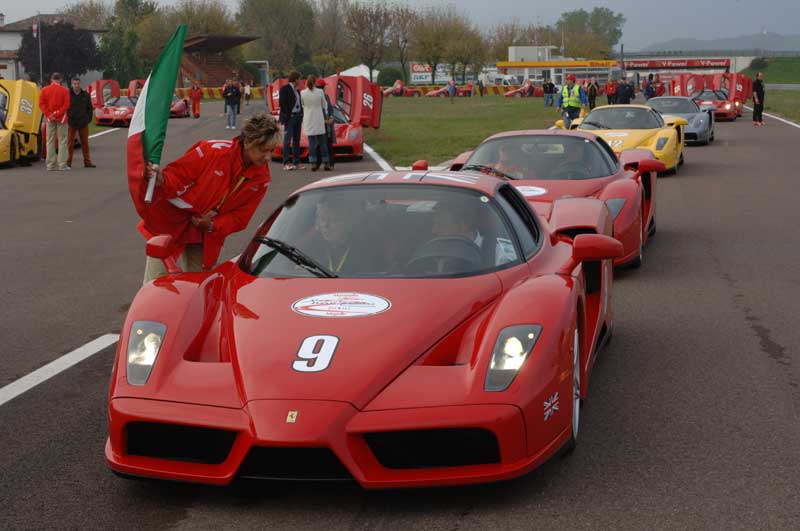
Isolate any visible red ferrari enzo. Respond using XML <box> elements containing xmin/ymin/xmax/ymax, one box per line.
<box><xmin>692</xmin><ymin>89</ymin><xmax>737</xmax><ymax>121</ymax></box>
<box><xmin>94</xmin><ymin>96</ymin><xmax>137</xmax><ymax>126</ymax></box>
<box><xmin>107</xmin><ymin>171</ymin><xmax>623</xmax><ymax>488</ymax></box>
<box><xmin>425</xmin><ymin>84</ymin><xmax>471</xmax><ymax>97</ymax></box>
<box><xmin>272</xmin><ymin>103</ymin><xmax>365</xmax><ymax>160</ymax></box>
<box><xmin>169</xmin><ymin>95</ymin><xmax>191</xmax><ymax>118</ymax></box>
<box><xmin>504</xmin><ymin>81</ymin><xmax>543</xmax><ymax>98</ymax></box>
<box><xmin>383</xmin><ymin>80</ymin><xmax>423</xmax><ymax>98</ymax></box>
<box><xmin>444</xmin><ymin>130</ymin><xmax>664</xmax><ymax>268</ymax></box>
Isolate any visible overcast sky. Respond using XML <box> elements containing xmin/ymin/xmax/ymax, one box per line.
<box><xmin>3</xmin><ymin>0</ymin><xmax>799</xmax><ymax>50</ymax></box>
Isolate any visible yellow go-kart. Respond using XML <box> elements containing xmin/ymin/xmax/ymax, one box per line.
<box><xmin>0</xmin><ymin>79</ymin><xmax>43</xmax><ymax>166</ymax></box>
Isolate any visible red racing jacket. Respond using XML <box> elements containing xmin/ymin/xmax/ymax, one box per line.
<box><xmin>189</xmin><ymin>87</ymin><xmax>203</xmax><ymax>101</ymax></box>
<box><xmin>39</xmin><ymin>81</ymin><xmax>70</xmax><ymax>123</ymax></box>
<box><xmin>137</xmin><ymin>136</ymin><xmax>271</xmax><ymax>269</ymax></box>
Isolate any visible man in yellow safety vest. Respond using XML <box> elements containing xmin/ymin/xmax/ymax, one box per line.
<box><xmin>556</xmin><ymin>74</ymin><xmax>588</xmax><ymax>129</ymax></box>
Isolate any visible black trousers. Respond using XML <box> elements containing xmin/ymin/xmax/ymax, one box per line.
<box><xmin>607</xmin><ymin>95</ymin><xmax>615</xmax><ymax>105</ymax></box>
<box><xmin>588</xmin><ymin>97</ymin><xmax>596</xmax><ymax>109</ymax></box>
<box><xmin>753</xmin><ymin>102</ymin><xmax>764</xmax><ymax>122</ymax></box>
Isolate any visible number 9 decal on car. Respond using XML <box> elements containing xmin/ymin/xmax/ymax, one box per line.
<box><xmin>292</xmin><ymin>335</ymin><xmax>339</xmax><ymax>372</ymax></box>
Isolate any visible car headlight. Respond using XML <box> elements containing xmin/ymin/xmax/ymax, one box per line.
<box><xmin>735</xmin><ymin>101</ymin><xmax>741</xmax><ymax>107</ymax></box>
<box><xmin>655</xmin><ymin>137</ymin><xmax>669</xmax><ymax>150</ymax></box>
<box><xmin>724</xmin><ymin>103</ymin><xmax>731</xmax><ymax>110</ymax></box>
<box><xmin>126</xmin><ymin>321</ymin><xmax>167</xmax><ymax>386</ymax></box>
<box><xmin>348</xmin><ymin>129</ymin><xmax>360</xmax><ymax>141</ymax></box>
<box><xmin>485</xmin><ymin>325</ymin><xmax>542</xmax><ymax>392</ymax></box>
<box><xmin>693</xmin><ymin>116</ymin><xmax>705</xmax><ymax>126</ymax></box>
<box><xmin>605</xmin><ymin>198</ymin><xmax>626</xmax><ymax>220</ymax></box>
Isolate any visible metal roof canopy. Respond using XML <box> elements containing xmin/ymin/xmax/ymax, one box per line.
<box><xmin>183</xmin><ymin>34</ymin><xmax>256</xmax><ymax>53</ymax></box>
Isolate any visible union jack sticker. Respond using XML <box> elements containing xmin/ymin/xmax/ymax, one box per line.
<box><xmin>543</xmin><ymin>392</ymin><xmax>559</xmax><ymax>421</ymax></box>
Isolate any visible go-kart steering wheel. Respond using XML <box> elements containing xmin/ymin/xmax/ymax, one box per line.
<box><xmin>406</xmin><ymin>236</ymin><xmax>483</xmax><ymax>275</ymax></box>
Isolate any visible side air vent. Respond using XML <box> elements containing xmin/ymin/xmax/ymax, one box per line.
<box><xmin>126</xmin><ymin>422</ymin><xmax>237</xmax><ymax>464</ymax></box>
<box><xmin>364</xmin><ymin>428</ymin><xmax>500</xmax><ymax>469</ymax></box>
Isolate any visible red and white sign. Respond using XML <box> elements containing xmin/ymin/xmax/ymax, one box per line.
<box><xmin>623</xmin><ymin>59</ymin><xmax>730</xmax><ymax>69</ymax></box>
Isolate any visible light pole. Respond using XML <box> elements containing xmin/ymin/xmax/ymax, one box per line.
<box><xmin>33</xmin><ymin>13</ymin><xmax>43</xmax><ymax>84</ymax></box>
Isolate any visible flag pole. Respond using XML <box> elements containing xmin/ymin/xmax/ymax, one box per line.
<box><xmin>36</xmin><ymin>13</ymin><xmax>44</xmax><ymax>85</ymax></box>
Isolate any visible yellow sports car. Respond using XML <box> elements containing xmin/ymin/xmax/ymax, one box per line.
<box><xmin>0</xmin><ymin>79</ymin><xmax>43</xmax><ymax>166</ymax></box>
<box><xmin>556</xmin><ymin>104</ymin><xmax>687</xmax><ymax>173</ymax></box>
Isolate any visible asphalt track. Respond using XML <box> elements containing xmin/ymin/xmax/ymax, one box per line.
<box><xmin>1</xmin><ymin>102</ymin><xmax>799</xmax><ymax>530</ymax></box>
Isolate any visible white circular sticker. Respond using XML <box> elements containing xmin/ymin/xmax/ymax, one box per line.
<box><xmin>515</xmin><ymin>185</ymin><xmax>548</xmax><ymax>197</ymax></box>
<box><xmin>292</xmin><ymin>292</ymin><xmax>391</xmax><ymax>318</ymax></box>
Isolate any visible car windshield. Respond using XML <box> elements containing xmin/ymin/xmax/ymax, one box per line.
<box><xmin>0</xmin><ymin>88</ymin><xmax>8</xmax><ymax>129</ymax></box>
<box><xmin>106</xmin><ymin>97</ymin><xmax>137</xmax><ymax>107</ymax></box>
<box><xmin>464</xmin><ymin>135</ymin><xmax>614</xmax><ymax>180</ymax></box>
<box><xmin>695</xmin><ymin>91</ymin><xmax>726</xmax><ymax>101</ymax></box>
<box><xmin>579</xmin><ymin>107</ymin><xmax>663</xmax><ymax>130</ymax></box>
<box><xmin>242</xmin><ymin>184</ymin><xmax>521</xmax><ymax>279</ymax></box>
<box><xmin>648</xmin><ymin>98</ymin><xmax>699</xmax><ymax>114</ymax></box>
<box><xmin>332</xmin><ymin>104</ymin><xmax>349</xmax><ymax>124</ymax></box>
<box><xmin>171</xmin><ymin>95</ymin><xmax>180</xmax><ymax>103</ymax></box>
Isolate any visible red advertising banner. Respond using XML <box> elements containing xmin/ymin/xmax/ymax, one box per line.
<box><xmin>623</xmin><ymin>59</ymin><xmax>730</xmax><ymax>69</ymax></box>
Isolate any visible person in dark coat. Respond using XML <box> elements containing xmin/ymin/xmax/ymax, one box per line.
<box><xmin>67</xmin><ymin>77</ymin><xmax>95</xmax><ymax>168</ymax></box>
<box><xmin>616</xmin><ymin>77</ymin><xmax>633</xmax><ymax>104</ymax></box>
<box><xmin>223</xmin><ymin>79</ymin><xmax>241</xmax><ymax>129</ymax></box>
<box><xmin>278</xmin><ymin>71</ymin><xmax>304</xmax><ymax>170</ymax></box>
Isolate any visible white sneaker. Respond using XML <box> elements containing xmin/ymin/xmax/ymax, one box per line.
<box><xmin>231</xmin><ymin>126</ymin><xmax>236</xmax><ymax>130</ymax></box>
<box><xmin>226</xmin><ymin>125</ymin><xmax>231</xmax><ymax>129</ymax></box>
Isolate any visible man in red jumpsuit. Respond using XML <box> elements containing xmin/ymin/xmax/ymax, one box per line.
<box><xmin>189</xmin><ymin>81</ymin><xmax>203</xmax><ymax>118</ymax></box>
<box><xmin>139</xmin><ymin>113</ymin><xmax>281</xmax><ymax>283</ymax></box>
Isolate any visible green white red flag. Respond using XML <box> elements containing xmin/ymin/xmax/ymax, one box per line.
<box><xmin>127</xmin><ymin>24</ymin><xmax>187</xmax><ymax>218</ymax></box>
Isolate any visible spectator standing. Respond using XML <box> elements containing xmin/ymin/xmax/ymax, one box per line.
<box><xmin>752</xmin><ymin>71</ymin><xmax>765</xmax><ymax>126</ymax></box>
<box><xmin>586</xmin><ymin>77</ymin><xmax>600</xmax><ymax>109</ymax></box>
<box><xmin>278</xmin><ymin>71</ymin><xmax>304</xmax><ymax>170</ymax></box>
<box><xmin>605</xmin><ymin>76</ymin><xmax>617</xmax><ymax>105</ymax></box>
<box><xmin>644</xmin><ymin>73</ymin><xmax>656</xmax><ymax>100</ymax></box>
<box><xmin>556</xmin><ymin>74</ymin><xmax>587</xmax><ymax>129</ymax></box>
<box><xmin>628</xmin><ymin>80</ymin><xmax>637</xmax><ymax>102</ymax></box>
<box><xmin>653</xmin><ymin>74</ymin><xmax>666</xmax><ymax>97</ymax></box>
<box><xmin>543</xmin><ymin>78</ymin><xmax>555</xmax><ymax>107</ymax></box>
<box><xmin>448</xmin><ymin>79</ymin><xmax>456</xmax><ymax>103</ymax></box>
<box><xmin>39</xmin><ymin>72</ymin><xmax>71</xmax><ymax>171</ymax></box>
<box><xmin>316</xmin><ymin>78</ymin><xmax>336</xmax><ymax>170</ymax></box>
<box><xmin>244</xmin><ymin>81</ymin><xmax>252</xmax><ymax>106</ymax></box>
<box><xmin>223</xmin><ymin>79</ymin><xmax>241</xmax><ymax>129</ymax></box>
<box><xmin>301</xmin><ymin>75</ymin><xmax>331</xmax><ymax>171</ymax></box>
<box><xmin>189</xmin><ymin>81</ymin><xmax>202</xmax><ymax>118</ymax></box>
<box><xmin>477</xmin><ymin>78</ymin><xmax>484</xmax><ymax>97</ymax></box>
<box><xmin>140</xmin><ymin>113</ymin><xmax>281</xmax><ymax>283</ymax></box>
<box><xmin>66</xmin><ymin>77</ymin><xmax>95</xmax><ymax>168</ymax></box>
<box><xmin>616</xmin><ymin>78</ymin><xmax>633</xmax><ymax>104</ymax></box>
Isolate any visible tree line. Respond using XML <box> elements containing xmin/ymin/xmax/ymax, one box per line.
<box><xmin>20</xmin><ymin>0</ymin><xmax>625</xmax><ymax>85</ymax></box>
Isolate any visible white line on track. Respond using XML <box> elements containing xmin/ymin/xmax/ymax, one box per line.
<box><xmin>363</xmin><ymin>142</ymin><xmax>394</xmax><ymax>171</ymax></box>
<box><xmin>88</xmin><ymin>128</ymin><xmax>121</xmax><ymax>140</ymax></box>
<box><xmin>743</xmin><ymin>105</ymin><xmax>800</xmax><ymax>130</ymax></box>
<box><xmin>0</xmin><ymin>334</ymin><xmax>119</xmax><ymax>407</ymax></box>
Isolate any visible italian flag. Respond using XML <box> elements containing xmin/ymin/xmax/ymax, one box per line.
<box><xmin>127</xmin><ymin>24</ymin><xmax>187</xmax><ymax>219</ymax></box>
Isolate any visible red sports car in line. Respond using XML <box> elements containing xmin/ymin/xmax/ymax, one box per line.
<box><xmin>107</xmin><ymin>170</ymin><xmax>623</xmax><ymax>488</ymax></box>
<box><xmin>425</xmin><ymin>85</ymin><xmax>472</xmax><ymax>97</ymax></box>
<box><xmin>504</xmin><ymin>81</ymin><xmax>544</xmax><ymax>98</ymax></box>
<box><xmin>169</xmin><ymin>95</ymin><xmax>191</xmax><ymax>118</ymax></box>
<box><xmin>94</xmin><ymin>96</ymin><xmax>137</xmax><ymax>127</ymax></box>
<box><xmin>383</xmin><ymin>80</ymin><xmax>423</xmax><ymax>98</ymax></box>
<box><xmin>692</xmin><ymin>89</ymin><xmax>737</xmax><ymax>121</ymax></box>
<box><xmin>272</xmin><ymin>104</ymin><xmax>365</xmax><ymax>160</ymax></box>
<box><xmin>443</xmin><ymin>130</ymin><xmax>664</xmax><ymax>268</ymax></box>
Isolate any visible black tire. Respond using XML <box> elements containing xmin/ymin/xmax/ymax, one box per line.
<box><xmin>8</xmin><ymin>135</ymin><xmax>18</xmax><ymax>167</ymax></box>
<box><xmin>562</xmin><ymin>326</ymin><xmax>581</xmax><ymax>455</ymax></box>
<box><xmin>709</xmin><ymin>130</ymin><xmax>715</xmax><ymax>143</ymax></box>
<box><xmin>678</xmin><ymin>152</ymin><xmax>685</xmax><ymax>166</ymax></box>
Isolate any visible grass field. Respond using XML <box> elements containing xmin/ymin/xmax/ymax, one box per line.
<box><xmin>762</xmin><ymin>90</ymin><xmax>800</xmax><ymax>122</ymax></box>
<box><xmin>741</xmin><ymin>57</ymin><xmax>800</xmax><ymax>84</ymax></box>
<box><xmin>364</xmin><ymin>97</ymin><xmax>561</xmax><ymax>166</ymax></box>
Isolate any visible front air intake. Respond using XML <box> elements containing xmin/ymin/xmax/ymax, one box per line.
<box><xmin>237</xmin><ymin>447</ymin><xmax>353</xmax><ymax>481</ymax></box>
<box><xmin>125</xmin><ymin>422</ymin><xmax>237</xmax><ymax>464</ymax></box>
<box><xmin>364</xmin><ymin>428</ymin><xmax>501</xmax><ymax>469</ymax></box>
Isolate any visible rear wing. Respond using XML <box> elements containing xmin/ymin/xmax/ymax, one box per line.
<box><xmin>87</xmin><ymin>80</ymin><xmax>120</xmax><ymax>108</ymax></box>
<box><xmin>127</xmin><ymin>79</ymin><xmax>146</xmax><ymax>98</ymax></box>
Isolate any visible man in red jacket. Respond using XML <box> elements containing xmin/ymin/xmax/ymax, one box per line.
<box><xmin>189</xmin><ymin>81</ymin><xmax>202</xmax><ymax>118</ymax></box>
<box><xmin>139</xmin><ymin>113</ymin><xmax>281</xmax><ymax>283</ymax></box>
<box><xmin>39</xmin><ymin>72</ymin><xmax>71</xmax><ymax>171</ymax></box>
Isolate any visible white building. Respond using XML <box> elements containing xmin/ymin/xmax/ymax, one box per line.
<box><xmin>0</xmin><ymin>13</ymin><xmax>106</xmax><ymax>83</ymax></box>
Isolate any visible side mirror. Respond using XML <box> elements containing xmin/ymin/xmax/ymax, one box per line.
<box><xmin>146</xmin><ymin>235</ymin><xmax>182</xmax><ymax>274</ymax></box>
<box><xmin>411</xmin><ymin>159</ymin><xmax>429</xmax><ymax>171</ymax></box>
<box><xmin>555</xmin><ymin>119</ymin><xmax>565</xmax><ymax>130</ymax></box>
<box><xmin>624</xmin><ymin>158</ymin><xmax>666</xmax><ymax>177</ymax></box>
<box><xmin>573</xmin><ymin>233</ymin><xmax>624</xmax><ymax>262</ymax></box>
<box><xmin>559</xmin><ymin>233</ymin><xmax>623</xmax><ymax>275</ymax></box>
<box><xmin>666</xmin><ymin>117</ymin><xmax>688</xmax><ymax>127</ymax></box>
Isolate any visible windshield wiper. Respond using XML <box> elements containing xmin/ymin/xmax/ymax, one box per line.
<box><xmin>462</xmin><ymin>164</ymin><xmax>515</xmax><ymax>180</ymax></box>
<box><xmin>255</xmin><ymin>237</ymin><xmax>337</xmax><ymax>278</ymax></box>
<box><xmin>580</xmin><ymin>120</ymin><xmax>610</xmax><ymax>129</ymax></box>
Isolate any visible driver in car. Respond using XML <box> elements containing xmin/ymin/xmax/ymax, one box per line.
<box><xmin>554</xmin><ymin>140</ymin><xmax>591</xmax><ymax>178</ymax></box>
<box><xmin>430</xmin><ymin>199</ymin><xmax>517</xmax><ymax>267</ymax></box>
<box><xmin>304</xmin><ymin>196</ymin><xmax>376</xmax><ymax>275</ymax></box>
<box><xmin>495</xmin><ymin>144</ymin><xmax>529</xmax><ymax>179</ymax></box>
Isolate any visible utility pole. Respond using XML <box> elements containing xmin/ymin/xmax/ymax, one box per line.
<box><xmin>620</xmin><ymin>43</ymin><xmax>626</xmax><ymax>79</ymax></box>
<box><xmin>33</xmin><ymin>13</ymin><xmax>43</xmax><ymax>85</ymax></box>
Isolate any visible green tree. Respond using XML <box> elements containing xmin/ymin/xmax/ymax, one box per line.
<box><xmin>17</xmin><ymin>21</ymin><xmax>102</xmax><ymax>83</ymax></box>
<box><xmin>99</xmin><ymin>22</ymin><xmax>142</xmax><ymax>84</ymax></box>
<box><xmin>388</xmin><ymin>4</ymin><xmax>417</xmax><ymax>83</ymax></box>
<box><xmin>59</xmin><ymin>0</ymin><xmax>113</xmax><ymax>28</ymax></box>
<box><xmin>377</xmin><ymin>66</ymin><xmax>402</xmax><ymax>86</ymax></box>
<box><xmin>237</xmin><ymin>0</ymin><xmax>315</xmax><ymax>70</ymax></box>
<box><xmin>557</xmin><ymin>7</ymin><xmax>625</xmax><ymax>58</ymax></box>
<box><xmin>412</xmin><ymin>7</ymin><xmax>451</xmax><ymax>84</ymax></box>
<box><xmin>344</xmin><ymin>1</ymin><xmax>392</xmax><ymax>82</ymax></box>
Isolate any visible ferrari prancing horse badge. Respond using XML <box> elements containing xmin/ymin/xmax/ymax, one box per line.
<box><xmin>286</xmin><ymin>410</ymin><xmax>298</xmax><ymax>423</ymax></box>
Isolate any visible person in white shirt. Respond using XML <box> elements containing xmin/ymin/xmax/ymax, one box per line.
<box><xmin>244</xmin><ymin>81</ymin><xmax>252</xmax><ymax>105</ymax></box>
<box><xmin>300</xmin><ymin>75</ymin><xmax>332</xmax><ymax>171</ymax></box>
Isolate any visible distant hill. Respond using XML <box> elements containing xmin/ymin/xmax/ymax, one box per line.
<box><xmin>643</xmin><ymin>32</ymin><xmax>800</xmax><ymax>52</ymax></box>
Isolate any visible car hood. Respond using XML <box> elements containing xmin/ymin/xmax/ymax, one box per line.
<box><xmin>591</xmin><ymin>129</ymin><xmax>660</xmax><ymax>150</ymax></box>
<box><xmin>223</xmin><ymin>273</ymin><xmax>502</xmax><ymax>408</ymax></box>
<box><xmin>511</xmin><ymin>178</ymin><xmax>607</xmax><ymax>211</ymax></box>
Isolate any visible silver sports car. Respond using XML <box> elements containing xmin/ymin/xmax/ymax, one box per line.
<box><xmin>646</xmin><ymin>96</ymin><xmax>715</xmax><ymax>145</ymax></box>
